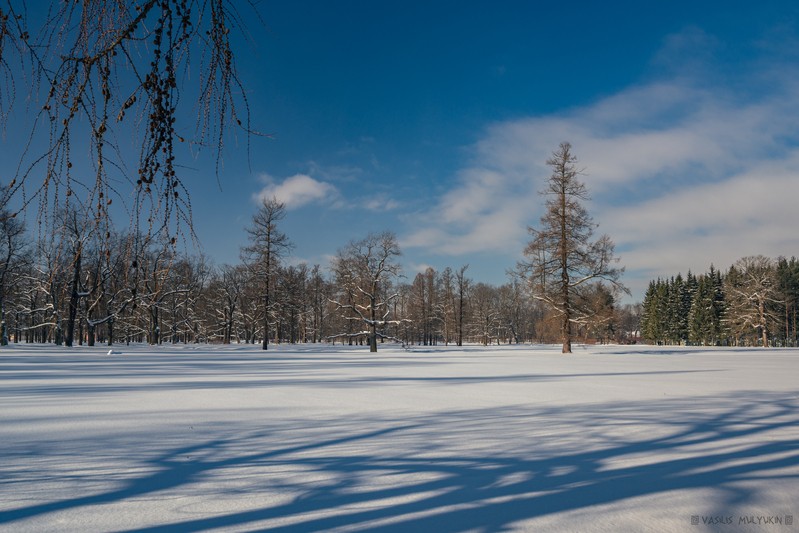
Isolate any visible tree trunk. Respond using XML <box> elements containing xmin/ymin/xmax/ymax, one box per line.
<box><xmin>370</xmin><ymin>292</ymin><xmax>378</xmax><ymax>352</ymax></box>
<box><xmin>151</xmin><ymin>308</ymin><xmax>160</xmax><ymax>344</ymax></box>
<box><xmin>457</xmin><ymin>296</ymin><xmax>464</xmax><ymax>347</ymax></box>
<box><xmin>560</xmin><ymin>202</ymin><xmax>572</xmax><ymax>354</ymax></box>
<box><xmin>0</xmin><ymin>298</ymin><xmax>7</xmax><ymax>346</ymax></box>
<box><xmin>263</xmin><ymin>254</ymin><xmax>270</xmax><ymax>350</ymax></box>
<box><xmin>785</xmin><ymin>301</ymin><xmax>789</xmax><ymax>345</ymax></box>
<box><xmin>66</xmin><ymin>246</ymin><xmax>82</xmax><ymax>347</ymax></box>
<box><xmin>87</xmin><ymin>323</ymin><xmax>96</xmax><ymax>346</ymax></box>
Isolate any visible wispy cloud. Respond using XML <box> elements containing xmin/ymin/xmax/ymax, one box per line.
<box><xmin>253</xmin><ymin>173</ymin><xmax>339</xmax><ymax>209</ymax></box>
<box><xmin>403</xmin><ymin>29</ymin><xmax>799</xmax><ymax>298</ymax></box>
<box><xmin>604</xmin><ymin>158</ymin><xmax>799</xmax><ymax>276</ymax></box>
<box><xmin>364</xmin><ymin>194</ymin><xmax>401</xmax><ymax>212</ymax></box>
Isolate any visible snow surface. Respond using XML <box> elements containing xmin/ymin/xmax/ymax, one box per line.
<box><xmin>1</xmin><ymin>343</ymin><xmax>797</xmax><ymax>532</ymax></box>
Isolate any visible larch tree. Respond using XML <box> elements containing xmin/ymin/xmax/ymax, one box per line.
<box><xmin>521</xmin><ymin>142</ymin><xmax>626</xmax><ymax>353</ymax></box>
<box><xmin>241</xmin><ymin>196</ymin><xmax>291</xmax><ymax>350</ymax></box>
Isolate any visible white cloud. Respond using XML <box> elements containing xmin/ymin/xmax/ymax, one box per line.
<box><xmin>600</xmin><ymin>158</ymin><xmax>799</xmax><ymax>294</ymax></box>
<box><xmin>253</xmin><ymin>164</ymin><xmax>400</xmax><ymax>214</ymax></box>
<box><xmin>403</xmin><ymin>31</ymin><xmax>799</xmax><ymax>300</ymax></box>
<box><xmin>253</xmin><ymin>174</ymin><xmax>338</xmax><ymax>209</ymax></box>
<box><xmin>364</xmin><ymin>195</ymin><xmax>401</xmax><ymax>212</ymax></box>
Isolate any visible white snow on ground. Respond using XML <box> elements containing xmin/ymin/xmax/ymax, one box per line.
<box><xmin>0</xmin><ymin>343</ymin><xmax>797</xmax><ymax>532</ymax></box>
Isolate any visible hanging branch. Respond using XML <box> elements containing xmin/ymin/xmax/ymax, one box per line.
<box><xmin>0</xmin><ymin>1</ymin><xmax>261</xmax><ymax>250</ymax></box>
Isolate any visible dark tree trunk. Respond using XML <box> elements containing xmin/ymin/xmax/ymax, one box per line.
<box><xmin>65</xmin><ymin>246</ymin><xmax>82</xmax><ymax>347</ymax></box>
<box><xmin>87</xmin><ymin>323</ymin><xmax>96</xmax><ymax>346</ymax></box>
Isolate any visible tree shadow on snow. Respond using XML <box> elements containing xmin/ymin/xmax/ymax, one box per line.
<box><xmin>2</xmin><ymin>391</ymin><xmax>798</xmax><ymax>531</ymax></box>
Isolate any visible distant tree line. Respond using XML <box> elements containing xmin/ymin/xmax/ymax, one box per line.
<box><xmin>641</xmin><ymin>256</ymin><xmax>799</xmax><ymax>347</ymax></box>
<box><xmin>0</xmin><ymin>199</ymin><xmax>640</xmax><ymax>349</ymax></box>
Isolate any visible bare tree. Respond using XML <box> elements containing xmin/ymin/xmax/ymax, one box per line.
<box><xmin>470</xmin><ymin>282</ymin><xmax>499</xmax><ymax>346</ymax></box>
<box><xmin>439</xmin><ymin>267</ymin><xmax>455</xmax><ymax>345</ymax></box>
<box><xmin>212</xmin><ymin>264</ymin><xmax>245</xmax><ymax>344</ymax></box>
<box><xmin>330</xmin><ymin>231</ymin><xmax>403</xmax><ymax>352</ymax></box>
<box><xmin>161</xmin><ymin>254</ymin><xmax>209</xmax><ymax>343</ymax></box>
<box><xmin>409</xmin><ymin>268</ymin><xmax>439</xmax><ymax>345</ymax></box>
<box><xmin>34</xmin><ymin>238</ymin><xmax>69</xmax><ymax>345</ymax></box>
<box><xmin>725</xmin><ymin>255</ymin><xmax>779</xmax><ymax>346</ymax></box>
<box><xmin>87</xmin><ymin>232</ymin><xmax>137</xmax><ymax>346</ymax></box>
<box><xmin>242</xmin><ymin>196</ymin><xmax>292</xmax><ymax>350</ymax></box>
<box><xmin>455</xmin><ymin>264</ymin><xmax>470</xmax><ymax>347</ymax></box>
<box><xmin>0</xmin><ymin>207</ymin><xmax>27</xmax><ymax>345</ymax></box>
<box><xmin>520</xmin><ymin>142</ymin><xmax>626</xmax><ymax>353</ymax></box>
<box><xmin>80</xmin><ymin>240</ymin><xmax>109</xmax><ymax>346</ymax></box>
<box><xmin>306</xmin><ymin>264</ymin><xmax>330</xmax><ymax>343</ymax></box>
<box><xmin>130</xmin><ymin>236</ymin><xmax>182</xmax><ymax>345</ymax></box>
<box><xmin>497</xmin><ymin>277</ymin><xmax>531</xmax><ymax>344</ymax></box>
<box><xmin>276</xmin><ymin>263</ymin><xmax>308</xmax><ymax>344</ymax></box>
<box><xmin>56</xmin><ymin>208</ymin><xmax>94</xmax><ymax>347</ymax></box>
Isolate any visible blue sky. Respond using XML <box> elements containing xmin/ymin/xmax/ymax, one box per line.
<box><xmin>5</xmin><ymin>1</ymin><xmax>799</xmax><ymax>302</ymax></box>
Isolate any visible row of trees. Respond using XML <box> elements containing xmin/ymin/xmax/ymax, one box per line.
<box><xmin>641</xmin><ymin>256</ymin><xmax>799</xmax><ymax>346</ymax></box>
<box><xmin>0</xmin><ymin>199</ymin><xmax>640</xmax><ymax>349</ymax></box>
<box><xmin>20</xmin><ymin>137</ymin><xmax>799</xmax><ymax>352</ymax></box>
<box><xmin>0</xmin><ymin>141</ymin><xmax>639</xmax><ymax>352</ymax></box>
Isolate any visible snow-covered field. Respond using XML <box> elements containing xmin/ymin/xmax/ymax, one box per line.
<box><xmin>1</xmin><ymin>343</ymin><xmax>797</xmax><ymax>532</ymax></box>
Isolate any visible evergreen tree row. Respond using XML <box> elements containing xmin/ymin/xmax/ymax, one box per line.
<box><xmin>641</xmin><ymin>256</ymin><xmax>799</xmax><ymax>347</ymax></box>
